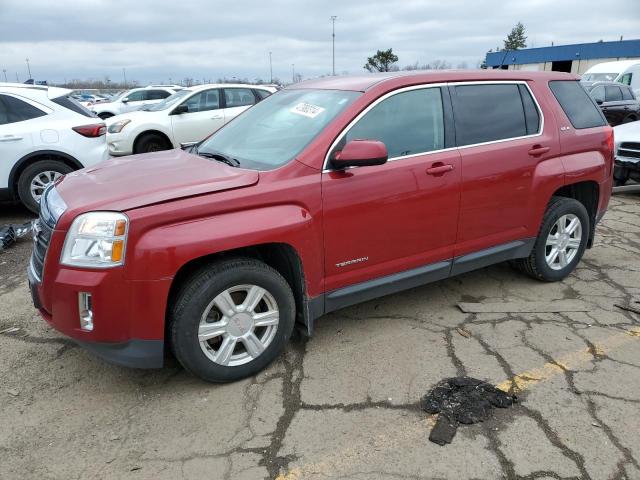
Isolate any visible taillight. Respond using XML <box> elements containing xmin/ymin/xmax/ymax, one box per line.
<box><xmin>604</xmin><ymin>126</ymin><xmax>614</xmax><ymax>176</ymax></box>
<box><xmin>72</xmin><ymin>123</ymin><xmax>106</xmax><ymax>138</ymax></box>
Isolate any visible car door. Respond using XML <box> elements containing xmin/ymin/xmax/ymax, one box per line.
<box><xmin>0</xmin><ymin>94</ymin><xmax>42</xmax><ymax>189</ymax></box>
<box><xmin>120</xmin><ymin>90</ymin><xmax>147</xmax><ymax>113</ymax></box>
<box><xmin>603</xmin><ymin>85</ymin><xmax>625</xmax><ymax>125</ymax></box>
<box><xmin>170</xmin><ymin>88</ymin><xmax>224</xmax><ymax>144</ymax></box>
<box><xmin>620</xmin><ymin>86</ymin><xmax>639</xmax><ymax>121</ymax></box>
<box><xmin>449</xmin><ymin>82</ymin><xmax>560</xmax><ymax>261</ymax></box>
<box><xmin>322</xmin><ymin>85</ymin><xmax>461</xmax><ymax>293</ymax></box>
<box><xmin>222</xmin><ymin>88</ymin><xmax>257</xmax><ymax>124</ymax></box>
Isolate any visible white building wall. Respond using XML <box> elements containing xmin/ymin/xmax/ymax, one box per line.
<box><xmin>505</xmin><ymin>57</ymin><xmax>638</xmax><ymax>75</ymax></box>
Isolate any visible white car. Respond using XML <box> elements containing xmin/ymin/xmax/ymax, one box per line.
<box><xmin>613</xmin><ymin>119</ymin><xmax>640</xmax><ymax>186</ymax></box>
<box><xmin>106</xmin><ymin>84</ymin><xmax>276</xmax><ymax>156</ymax></box>
<box><xmin>0</xmin><ymin>83</ymin><xmax>109</xmax><ymax>212</ymax></box>
<box><xmin>91</xmin><ymin>85</ymin><xmax>183</xmax><ymax>120</ymax></box>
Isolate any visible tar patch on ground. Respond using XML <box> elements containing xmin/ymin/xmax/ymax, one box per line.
<box><xmin>421</xmin><ymin>377</ymin><xmax>517</xmax><ymax>446</ymax></box>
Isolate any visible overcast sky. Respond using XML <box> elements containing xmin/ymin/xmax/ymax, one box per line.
<box><xmin>1</xmin><ymin>0</ymin><xmax>639</xmax><ymax>85</ymax></box>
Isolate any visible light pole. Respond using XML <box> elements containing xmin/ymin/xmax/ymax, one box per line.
<box><xmin>25</xmin><ymin>58</ymin><xmax>31</xmax><ymax>79</ymax></box>
<box><xmin>269</xmin><ymin>51</ymin><xmax>273</xmax><ymax>83</ymax></box>
<box><xmin>2</xmin><ymin>69</ymin><xmax>7</xmax><ymax>82</ymax></box>
<box><xmin>291</xmin><ymin>64</ymin><xmax>295</xmax><ymax>84</ymax></box>
<box><xmin>330</xmin><ymin>16</ymin><xmax>337</xmax><ymax>75</ymax></box>
<box><xmin>122</xmin><ymin>68</ymin><xmax>127</xmax><ymax>88</ymax></box>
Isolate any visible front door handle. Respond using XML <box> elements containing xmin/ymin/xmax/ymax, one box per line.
<box><xmin>426</xmin><ymin>163</ymin><xmax>454</xmax><ymax>175</ymax></box>
<box><xmin>210</xmin><ymin>114</ymin><xmax>223</xmax><ymax>120</ymax></box>
<box><xmin>528</xmin><ymin>145</ymin><xmax>550</xmax><ymax>156</ymax></box>
<box><xmin>0</xmin><ymin>136</ymin><xmax>22</xmax><ymax>142</ymax></box>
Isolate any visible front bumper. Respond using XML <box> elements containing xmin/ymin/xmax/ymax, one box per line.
<box><xmin>106</xmin><ymin>132</ymin><xmax>134</xmax><ymax>156</ymax></box>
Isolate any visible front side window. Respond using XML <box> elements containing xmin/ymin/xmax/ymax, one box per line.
<box><xmin>619</xmin><ymin>73</ymin><xmax>632</xmax><ymax>86</ymax></box>
<box><xmin>225</xmin><ymin>88</ymin><xmax>256</xmax><ymax>108</ymax></box>
<box><xmin>255</xmin><ymin>89</ymin><xmax>272</xmax><ymax>100</ymax></box>
<box><xmin>451</xmin><ymin>84</ymin><xmax>532</xmax><ymax>146</ymax></box>
<box><xmin>344</xmin><ymin>87</ymin><xmax>444</xmax><ymax>158</ymax></box>
<box><xmin>549</xmin><ymin>80</ymin><xmax>607</xmax><ymax>129</ymax></box>
<box><xmin>605</xmin><ymin>86</ymin><xmax>623</xmax><ymax>102</ymax></box>
<box><xmin>197</xmin><ymin>89</ymin><xmax>360</xmax><ymax>170</ymax></box>
<box><xmin>125</xmin><ymin>90</ymin><xmax>145</xmax><ymax>102</ymax></box>
<box><xmin>0</xmin><ymin>94</ymin><xmax>47</xmax><ymax>125</ymax></box>
<box><xmin>182</xmin><ymin>89</ymin><xmax>220</xmax><ymax>113</ymax></box>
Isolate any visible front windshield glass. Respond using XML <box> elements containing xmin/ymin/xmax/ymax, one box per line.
<box><xmin>143</xmin><ymin>89</ymin><xmax>192</xmax><ymax>111</ymax></box>
<box><xmin>197</xmin><ymin>89</ymin><xmax>360</xmax><ymax>170</ymax></box>
<box><xmin>582</xmin><ymin>73</ymin><xmax>618</xmax><ymax>82</ymax></box>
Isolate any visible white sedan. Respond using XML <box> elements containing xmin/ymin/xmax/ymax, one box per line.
<box><xmin>105</xmin><ymin>84</ymin><xmax>276</xmax><ymax>156</ymax></box>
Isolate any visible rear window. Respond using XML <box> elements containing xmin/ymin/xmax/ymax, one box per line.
<box><xmin>549</xmin><ymin>81</ymin><xmax>606</xmax><ymax>129</ymax></box>
<box><xmin>451</xmin><ymin>84</ymin><xmax>535</xmax><ymax>146</ymax></box>
<box><xmin>51</xmin><ymin>95</ymin><xmax>96</xmax><ymax>118</ymax></box>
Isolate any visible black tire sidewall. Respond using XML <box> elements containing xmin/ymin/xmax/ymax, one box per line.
<box><xmin>136</xmin><ymin>133</ymin><xmax>169</xmax><ymax>154</ymax></box>
<box><xmin>533</xmin><ymin>199</ymin><xmax>590</xmax><ymax>281</ymax></box>
<box><xmin>171</xmin><ymin>262</ymin><xmax>295</xmax><ymax>383</ymax></box>
<box><xmin>17</xmin><ymin>160</ymin><xmax>73</xmax><ymax>213</ymax></box>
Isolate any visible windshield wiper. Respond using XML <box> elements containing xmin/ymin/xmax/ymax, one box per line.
<box><xmin>196</xmin><ymin>149</ymin><xmax>240</xmax><ymax>167</ymax></box>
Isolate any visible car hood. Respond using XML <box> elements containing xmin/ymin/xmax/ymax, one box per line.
<box><xmin>614</xmin><ymin>120</ymin><xmax>640</xmax><ymax>149</ymax></box>
<box><xmin>55</xmin><ymin>149</ymin><xmax>259</xmax><ymax>213</ymax></box>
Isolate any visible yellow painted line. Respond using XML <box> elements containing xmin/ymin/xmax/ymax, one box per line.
<box><xmin>497</xmin><ymin>326</ymin><xmax>640</xmax><ymax>394</ymax></box>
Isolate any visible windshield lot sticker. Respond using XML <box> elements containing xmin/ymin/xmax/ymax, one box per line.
<box><xmin>290</xmin><ymin>102</ymin><xmax>325</xmax><ymax>118</ymax></box>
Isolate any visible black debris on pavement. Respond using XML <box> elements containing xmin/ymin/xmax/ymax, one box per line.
<box><xmin>0</xmin><ymin>222</ymin><xmax>32</xmax><ymax>252</ymax></box>
<box><xmin>421</xmin><ymin>377</ymin><xmax>517</xmax><ymax>446</ymax></box>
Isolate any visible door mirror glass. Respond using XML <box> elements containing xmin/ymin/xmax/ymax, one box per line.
<box><xmin>331</xmin><ymin>139</ymin><xmax>387</xmax><ymax>169</ymax></box>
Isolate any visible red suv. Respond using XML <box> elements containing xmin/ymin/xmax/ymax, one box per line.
<box><xmin>28</xmin><ymin>71</ymin><xmax>613</xmax><ymax>382</ymax></box>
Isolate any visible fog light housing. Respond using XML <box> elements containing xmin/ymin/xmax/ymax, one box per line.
<box><xmin>78</xmin><ymin>292</ymin><xmax>93</xmax><ymax>331</ymax></box>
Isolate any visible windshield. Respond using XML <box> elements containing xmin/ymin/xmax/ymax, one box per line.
<box><xmin>197</xmin><ymin>89</ymin><xmax>360</xmax><ymax>170</ymax></box>
<box><xmin>582</xmin><ymin>73</ymin><xmax>618</xmax><ymax>82</ymax></box>
<box><xmin>143</xmin><ymin>89</ymin><xmax>191</xmax><ymax>111</ymax></box>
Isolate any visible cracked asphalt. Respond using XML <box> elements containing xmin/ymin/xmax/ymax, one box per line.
<box><xmin>1</xmin><ymin>194</ymin><xmax>640</xmax><ymax>480</ymax></box>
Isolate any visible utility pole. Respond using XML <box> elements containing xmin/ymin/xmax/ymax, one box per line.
<box><xmin>15</xmin><ymin>72</ymin><xmax>19</xmax><ymax>82</ymax></box>
<box><xmin>122</xmin><ymin>68</ymin><xmax>127</xmax><ymax>88</ymax></box>
<box><xmin>291</xmin><ymin>64</ymin><xmax>295</xmax><ymax>84</ymax></box>
<box><xmin>269</xmin><ymin>51</ymin><xmax>273</xmax><ymax>83</ymax></box>
<box><xmin>330</xmin><ymin>16</ymin><xmax>337</xmax><ymax>75</ymax></box>
<box><xmin>25</xmin><ymin>58</ymin><xmax>31</xmax><ymax>79</ymax></box>
<box><xmin>2</xmin><ymin>69</ymin><xmax>7</xmax><ymax>82</ymax></box>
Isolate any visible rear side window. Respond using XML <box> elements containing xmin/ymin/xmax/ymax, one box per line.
<box><xmin>345</xmin><ymin>87</ymin><xmax>444</xmax><ymax>158</ymax></box>
<box><xmin>0</xmin><ymin>94</ymin><xmax>47</xmax><ymax>125</ymax></box>
<box><xmin>451</xmin><ymin>84</ymin><xmax>531</xmax><ymax>146</ymax></box>
<box><xmin>146</xmin><ymin>90</ymin><xmax>171</xmax><ymax>100</ymax></box>
<box><xmin>622</xmin><ymin>87</ymin><xmax>634</xmax><ymax>100</ymax></box>
<box><xmin>605</xmin><ymin>86</ymin><xmax>622</xmax><ymax>102</ymax></box>
<box><xmin>518</xmin><ymin>85</ymin><xmax>541</xmax><ymax>135</ymax></box>
<box><xmin>51</xmin><ymin>95</ymin><xmax>95</xmax><ymax>117</ymax></box>
<box><xmin>549</xmin><ymin>81</ymin><xmax>607</xmax><ymax>129</ymax></box>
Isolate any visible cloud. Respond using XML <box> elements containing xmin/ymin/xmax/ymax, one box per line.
<box><xmin>0</xmin><ymin>0</ymin><xmax>638</xmax><ymax>83</ymax></box>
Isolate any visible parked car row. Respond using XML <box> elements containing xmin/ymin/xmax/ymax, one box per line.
<box><xmin>90</xmin><ymin>85</ymin><xmax>183</xmax><ymax>119</ymax></box>
<box><xmin>582</xmin><ymin>81</ymin><xmax>639</xmax><ymax>126</ymax></box>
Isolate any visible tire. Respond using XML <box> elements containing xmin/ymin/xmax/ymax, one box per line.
<box><xmin>622</xmin><ymin>115</ymin><xmax>637</xmax><ymax>124</ymax></box>
<box><xmin>511</xmin><ymin>196</ymin><xmax>589</xmax><ymax>282</ymax></box>
<box><xmin>613</xmin><ymin>165</ymin><xmax>630</xmax><ymax>187</ymax></box>
<box><xmin>169</xmin><ymin>258</ymin><xmax>296</xmax><ymax>383</ymax></box>
<box><xmin>17</xmin><ymin>160</ymin><xmax>73</xmax><ymax>214</ymax></box>
<box><xmin>134</xmin><ymin>133</ymin><xmax>171</xmax><ymax>154</ymax></box>
<box><xmin>98</xmin><ymin>112</ymin><xmax>114</xmax><ymax>120</ymax></box>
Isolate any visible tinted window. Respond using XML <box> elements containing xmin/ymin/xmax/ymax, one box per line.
<box><xmin>622</xmin><ymin>87</ymin><xmax>634</xmax><ymax>101</ymax></box>
<box><xmin>51</xmin><ymin>95</ymin><xmax>95</xmax><ymax>117</ymax></box>
<box><xmin>182</xmin><ymin>89</ymin><xmax>220</xmax><ymax>113</ymax></box>
<box><xmin>518</xmin><ymin>84</ymin><xmax>541</xmax><ymax>135</ymax></box>
<box><xmin>0</xmin><ymin>94</ymin><xmax>47</xmax><ymax>125</ymax></box>
<box><xmin>605</xmin><ymin>86</ymin><xmax>623</xmax><ymax>102</ymax></box>
<box><xmin>549</xmin><ymin>81</ymin><xmax>607</xmax><ymax>129</ymax></box>
<box><xmin>146</xmin><ymin>90</ymin><xmax>170</xmax><ymax>100</ymax></box>
<box><xmin>620</xmin><ymin>73</ymin><xmax>633</xmax><ymax>86</ymax></box>
<box><xmin>225</xmin><ymin>88</ymin><xmax>256</xmax><ymax>108</ymax></box>
<box><xmin>590</xmin><ymin>86</ymin><xmax>605</xmax><ymax>103</ymax></box>
<box><xmin>452</xmin><ymin>84</ymin><xmax>527</xmax><ymax>146</ymax></box>
<box><xmin>255</xmin><ymin>89</ymin><xmax>271</xmax><ymax>100</ymax></box>
<box><xmin>125</xmin><ymin>90</ymin><xmax>145</xmax><ymax>102</ymax></box>
<box><xmin>344</xmin><ymin>87</ymin><xmax>444</xmax><ymax>158</ymax></box>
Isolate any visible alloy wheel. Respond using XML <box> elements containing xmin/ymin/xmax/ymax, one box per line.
<box><xmin>30</xmin><ymin>171</ymin><xmax>62</xmax><ymax>203</ymax></box>
<box><xmin>545</xmin><ymin>214</ymin><xmax>582</xmax><ymax>270</ymax></box>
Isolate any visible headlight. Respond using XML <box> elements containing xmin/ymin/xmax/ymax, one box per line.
<box><xmin>61</xmin><ymin>212</ymin><xmax>129</xmax><ymax>268</ymax></box>
<box><xmin>107</xmin><ymin>119</ymin><xmax>131</xmax><ymax>134</ymax></box>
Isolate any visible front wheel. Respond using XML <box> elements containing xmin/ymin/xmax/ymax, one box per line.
<box><xmin>169</xmin><ymin>258</ymin><xmax>296</xmax><ymax>383</ymax></box>
<box><xmin>511</xmin><ymin>196</ymin><xmax>589</xmax><ymax>282</ymax></box>
<box><xmin>17</xmin><ymin>160</ymin><xmax>73</xmax><ymax>213</ymax></box>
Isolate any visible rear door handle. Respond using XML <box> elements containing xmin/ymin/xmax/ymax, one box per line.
<box><xmin>528</xmin><ymin>145</ymin><xmax>550</xmax><ymax>156</ymax></box>
<box><xmin>0</xmin><ymin>136</ymin><xmax>22</xmax><ymax>142</ymax></box>
<box><xmin>426</xmin><ymin>163</ymin><xmax>454</xmax><ymax>175</ymax></box>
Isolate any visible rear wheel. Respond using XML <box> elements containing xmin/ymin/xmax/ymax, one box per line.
<box><xmin>169</xmin><ymin>258</ymin><xmax>296</xmax><ymax>383</ymax></box>
<box><xmin>622</xmin><ymin>115</ymin><xmax>637</xmax><ymax>124</ymax></box>
<box><xmin>17</xmin><ymin>160</ymin><xmax>73</xmax><ymax>213</ymax></box>
<box><xmin>511</xmin><ymin>196</ymin><xmax>589</xmax><ymax>282</ymax></box>
<box><xmin>134</xmin><ymin>133</ymin><xmax>171</xmax><ymax>154</ymax></box>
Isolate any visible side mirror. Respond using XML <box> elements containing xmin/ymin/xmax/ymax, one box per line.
<box><xmin>180</xmin><ymin>141</ymin><xmax>198</xmax><ymax>151</ymax></box>
<box><xmin>171</xmin><ymin>104</ymin><xmax>188</xmax><ymax>115</ymax></box>
<box><xmin>121</xmin><ymin>97</ymin><xmax>129</xmax><ymax>103</ymax></box>
<box><xmin>331</xmin><ymin>139</ymin><xmax>388</xmax><ymax>169</ymax></box>
<box><xmin>595</xmin><ymin>99</ymin><xmax>603</xmax><ymax>105</ymax></box>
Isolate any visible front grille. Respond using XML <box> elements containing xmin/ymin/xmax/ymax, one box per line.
<box><xmin>618</xmin><ymin>142</ymin><xmax>640</xmax><ymax>160</ymax></box>
<box><xmin>30</xmin><ymin>213</ymin><xmax>54</xmax><ymax>282</ymax></box>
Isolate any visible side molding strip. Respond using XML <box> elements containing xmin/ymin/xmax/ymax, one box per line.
<box><xmin>450</xmin><ymin>238</ymin><xmax>536</xmax><ymax>276</ymax></box>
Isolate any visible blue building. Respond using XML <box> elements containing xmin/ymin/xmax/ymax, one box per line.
<box><xmin>485</xmin><ymin>39</ymin><xmax>640</xmax><ymax>74</ymax></box>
